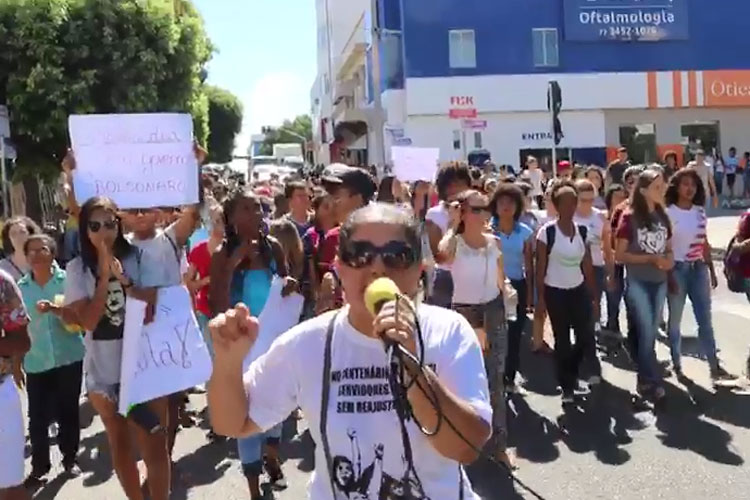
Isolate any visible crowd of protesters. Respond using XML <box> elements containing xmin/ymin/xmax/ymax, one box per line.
<box><xmin>2</xmin><ymin>141</ymin><xmax>750</xmax><ymax>500</ymax></box>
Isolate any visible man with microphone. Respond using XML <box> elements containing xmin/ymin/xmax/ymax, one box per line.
<box><xmin>207</xmin><ymin>202</ymin><xmax>492</xmax><ymax>499</ymax></box>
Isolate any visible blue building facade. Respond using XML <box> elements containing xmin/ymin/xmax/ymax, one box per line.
<box><xmin>373</xmin><ymin>0</ymin><xmax>750</xmax><ymax>82</ymax></box>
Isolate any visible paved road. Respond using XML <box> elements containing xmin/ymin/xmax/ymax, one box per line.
<box><xmin>23</xmin><ymin>211</ymin><xmax>750</xmax><ymax>499</ymax></box>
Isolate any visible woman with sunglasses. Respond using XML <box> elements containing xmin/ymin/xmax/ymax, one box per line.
<box><xmin>664</xmin><ymin>169</ymin><xmax>734</xmax><ymax>382</ymax></box>
<box><xmin>209</xmin><ymin>189</ymin><xmax>296</xmax><ymax>499</ymax></box>
<box><xmin>208</xmin><ymin>202</ymin><xmax>492</xmax><ymax>499</ymax></box>
<box><xmin>438</xmin><ymin>190</ymin><xmax>512</xmax><ymax>467</ymax></box>
<box><xmin>536</xmin><ymin>181</ymin><xmax>601</xmax><ymax>405</ymax></box>
<box><xmin>63</xmin><ymin>197</ymin><xmax>170</xmax><ymax>500</ymax></box>
<box><xmin>615</xmin><ymin>170</ymin><xmax>673</xmax><ymax>402</ymax></box>
<box><xmin>574</xmin><ymin>179</ymin><xmax>613</xmax><ymax>334</ymax></box>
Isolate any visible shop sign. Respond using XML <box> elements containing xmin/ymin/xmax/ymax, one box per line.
<box><xmin>0</xmin><ymin>105</ymin><xmax>9</xmax><ymax>137</ymax></box>
<box><xmin>449</xmin><ymin>96</ymin><xmax>477</xmax><ymax>119</ymax></box>
<box><xmin>563</xmin><ymin>0</ymin><xmax>689</xmax><ymax>42</ymax></box>
<box><xmin>521</xmin><ymin>131</ymin><xmax>554</xmax><ymax>143</ymax></box>
<box><xmin>462</xmin><ymin>119</ymin><xmax>487</xmax><ymax>130</ymax></box>
<box><xmin>703</xmin><ymin>71</ymin><xmax>750</xmax><ymax>107</ymax></box>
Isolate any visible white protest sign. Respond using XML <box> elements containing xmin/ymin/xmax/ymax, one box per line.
<box><xmin>243</xmin><ymin>277</ymin><xmax>304</xmax><ymax>372</ymax></box>
<box><xmin>391</xmin><ymin>146</ymin><xmax>440</xmax><ymax>183</ymax></box>
<box><xmin>118</xmin><ymin>286</ymin><xmax>212</xmax><ymax>415</ymax></box>
<box><xmin>68</xmin><ymin>113</ymin><xmax>199</xmax><ymax>209</ymax></box>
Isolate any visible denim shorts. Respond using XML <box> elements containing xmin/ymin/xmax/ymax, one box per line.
<box><xmin>237</xmin><ymin>423</ymin><xmax>283</xmax><ymax>475</ymax></box>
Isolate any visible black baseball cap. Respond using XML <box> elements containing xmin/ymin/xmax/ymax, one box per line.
<box><xmin>322</xmin><ymin>164</ymin><xmax>377</xmax><ymax>203</ymax></box>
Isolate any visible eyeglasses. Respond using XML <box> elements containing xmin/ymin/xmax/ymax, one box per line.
<box><xmin>339</xmin><ymin>240</ymin><xmax>419</xmax><ymax>270</ymax></box>
<box><xmin>468</xmin><ymin>205</ymin><xmax>489</xmax><ymax>214</ymax></box>
<box><xmin>88</xmin><ymin>219</ymin><xmax>118</xmax><ymax>233</ymax></box>
<box><xmin>27</xmin><ymin>247</ymin><xmax>51</xmax><ymax>255</ymax></box>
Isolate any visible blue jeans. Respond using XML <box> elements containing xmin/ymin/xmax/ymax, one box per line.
<box><xmin>626</xmin><ymin>277</ymin><xmax>667</xmax><ymax>385</ymax></box>
<box><xmin>196</xmin><ymin>312</ymin><xmax>213</xmax><ymax>358</ymax></box>
<box><xmin>237</xmin><ymin>423</ymin><xmax>282</xmax><ymax>476</ymax></box>
<box><xmin>593</xmin><ymin>266</ymin><xmax>605</xmax><ymax>326</ymax></box>
<box><xmin>606</xmin><ymin>265</ymin><xmax>625</xmax><ymax>332</ymax></box>
<box><xmin>667</xmin><ymin>262</ymin><xmax>718</xmax><ymax>371</ymax></box>
<box><xmin>427</xmin><ymin>268</ymin><xmax>453</xmax><ymax>308</ymax></box>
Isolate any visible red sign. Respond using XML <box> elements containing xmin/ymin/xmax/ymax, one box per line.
<box><xmin>449</xmin><ymin>108</ymin><xmax>477</xmax><ymax>119</ymax></box>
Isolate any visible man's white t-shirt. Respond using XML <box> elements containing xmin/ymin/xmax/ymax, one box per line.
<box><xmin>537</xmin><ymin>221</ymin><xmax>586</xmax><ymax>289</ymax></box>
<box><xmin>243</xmin><ymin>305</ymin><xmax>491</xmax><ymax>500</ymax></box>
<box><xmin>528</xmin><ymin>168</ymin><xmax>544</xmax><ymax>197</ymax></box>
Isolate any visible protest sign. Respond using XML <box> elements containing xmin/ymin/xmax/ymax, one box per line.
<box><xmin>243</xmin><ymin>277</ymin><xmax>304</xmax><ymax>372</ymax></box>
<box><xmin>68</xmin><ymin>113</ymin><xmax>199</xmax><ymax>209</ymax></box>
<box><xmin>118</xmin><ymin>286</ymin><xmax>212</xmax><ymax>415</ymax></box>
<box><xmin>391</xmin><ymin>146</ymin><xmax>440</xmax><ymax>183</ymax></box>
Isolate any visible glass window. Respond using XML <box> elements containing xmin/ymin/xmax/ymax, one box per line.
<box><xmin>532</xmin><ymin>28</ymin><xmax>559</xmax><ymax>67</ymax></box>
<box><xmin>474</xmin><ymin>131</ymin><xmax>483</xmax><ymax>149</ymax></box>
<box><xmin>680</xmin><ymin>122</ymin><xmax>719</xmax><ymax>161</ymax></box>
<box><xmin>449</xmin><ymin>30</ymin><xmax>476</xmax><ymax>69</ymax></box>
<box><xmin>453</xmin><ymin>130</ymin><xmax>462</xmax><ymax>150</ymax></box>
<box><xmin>619</xmin><ymin>124</ymin><xmax>657</xmax><ymax>164</ymax></box>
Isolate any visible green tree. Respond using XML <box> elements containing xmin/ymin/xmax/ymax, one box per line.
<box><xmin>0</xmin><ymin>0</ymin><xmax>212</xmax><ymax>181</ymax></box>
<box><xmin>259</xmin><ymin>114</ymin><xmax>312</xmax><ymax>156</ymax></box>
<box><xmin>205</xmin><ymin>85</ymin><xmax>242</xmax><ymax>164</ymax></box>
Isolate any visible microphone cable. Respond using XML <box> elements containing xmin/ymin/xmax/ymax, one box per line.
<box><xmin>386</xmin><ymin>295</ymin><xmax>549</xmax><ymax>500</ymax></box>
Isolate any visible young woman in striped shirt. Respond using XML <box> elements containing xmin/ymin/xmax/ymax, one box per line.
<box><xmin>664</xmin><ymin>169</ymin><xmax>733</xmax><ymax>381</ymax></box>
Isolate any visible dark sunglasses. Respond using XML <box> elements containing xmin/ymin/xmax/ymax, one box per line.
<box><xmin>88</xmin><ymin>219</ymin><xmax>118</xmax><ymax>233</ymax></box>
<box><xmin>339</xmin><ymin>240</ymin><xmax>419</xmax><ymax>270</ymax></box>
<box><xmin>127</xmin><ymin>208</ymin><xmax>155</xmax><ymax>216</ymax></box>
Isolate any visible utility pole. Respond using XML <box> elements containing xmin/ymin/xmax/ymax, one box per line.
<box><xmin>547</xmin><ymin>81</ymin><xmax>563</xmax><ymax>177</ymax></box>
<box><xmin>0</xmin><ymin>105</ymin><xmax>10</xmax><ymax>217</ymax></box>
<box><xmin>369</xmin><ymin>0</ymin><xmax>386</xmax><ymax>176</ymax></box>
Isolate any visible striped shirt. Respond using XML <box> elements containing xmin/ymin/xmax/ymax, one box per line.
<box><xmin>666</xmin><ymin>205</ymin><xmax>706</xmax><ymax>262</ymax></box>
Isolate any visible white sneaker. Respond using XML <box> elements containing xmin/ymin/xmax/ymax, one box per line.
<box><xmin>587</xmin><ymin>375</ymin><xmax>602</xmax><ymax>386</ymax></box>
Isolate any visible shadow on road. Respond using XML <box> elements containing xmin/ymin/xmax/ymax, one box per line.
<box><xmin>654</xmin><ymin>380</ymin><xmax>744</xmax><ymax>466</ymax></box>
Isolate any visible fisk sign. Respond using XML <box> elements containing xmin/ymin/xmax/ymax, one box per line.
<box><xmin>449</xmin><ymin>96</ymin><xmax>477</xmax><ymax>119</ymax></box>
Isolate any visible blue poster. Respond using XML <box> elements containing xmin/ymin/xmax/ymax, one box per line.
<box><xmin>563</xmin><ymin>0</ymin><xmax>689</xmax><ymax>42</ymax></box>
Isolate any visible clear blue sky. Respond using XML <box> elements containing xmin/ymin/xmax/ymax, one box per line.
<box><xmin>193</xmin><ymin>0</ymin><xmax>317</xmax><ymax>154</ymax></box>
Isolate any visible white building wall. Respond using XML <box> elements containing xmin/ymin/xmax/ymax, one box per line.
<box><xmin>328</xmin><ymin>0</ymin><xmax>368</xmax><ymax>70</ymax></box>
<box><xmin>603</xmin><ymin>107</ymin><xmax>750</xmax><ymax>152</ymax></box>
<box><xmin>406</xmin><ymin>111</ymin><xmax>606</xmax><ymax>168</ymax></box>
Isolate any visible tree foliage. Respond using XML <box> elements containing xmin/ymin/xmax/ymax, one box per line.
<box><xmin>0</xmin><ymin>0</ymin><xmax>212</xmax><ymax>179</ymax></box>
<box><xmin>205</xmin><ymin>85</ymin><xmax>242</xmax><ymax>164</ymax></box>
<box><xmin>259</xmin><ymin>114</ymin><xmax>312</xmax><ymax>156</ymax></box>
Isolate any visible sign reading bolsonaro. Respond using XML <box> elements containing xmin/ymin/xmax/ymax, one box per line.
<box><xmin>563</xmin><ymin>0</ymin><xmax>689</xmax><ymax>42</ymax></box>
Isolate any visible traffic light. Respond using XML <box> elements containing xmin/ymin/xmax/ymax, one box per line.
<box><xmin>547</xmin><ymin>81</ymin><xmax>563</xmax><ymax>145</ymax></box>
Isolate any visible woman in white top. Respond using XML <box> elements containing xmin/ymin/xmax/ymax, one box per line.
<box><xmin>424</xmin><ymin>164</ymin><xmax>472</xmax><ymax>307</ymax></box>
<box><xmin>664</xmin><ymin>169</ymin><xmax>732</xmax><ymax>381</ymax></box>
<box><xmin>438</xmin><ymin>190</ymin><xmax>512</xmax><ymax>467</ymax></box>
<box><xmin>574</xmin><ymin>179</ymin><xmax>613</xmax><ymax>332</ymax></box>
<box><xmin>0</xmin><ymin>216</ymin><xmax>41</xmax><ymax>390</ymax></box>
<box><xmin>208</xmin><ymin>203</ymin><xmax>492</xmax><ymax>500</ymax></box>
<box><xmin>526</xmin><ymin>155</ymin><xmax>545</xmax><ymax>209</ymax></box>
<box><xmin>536</xmin><ymin>181</ymin><xmax>601</xmax><ymax>405</ymax></box>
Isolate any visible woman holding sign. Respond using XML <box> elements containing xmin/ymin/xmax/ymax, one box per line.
<box><xmin>63</xmin><ymin>197</ymin><xmax>171</xmax><ymax>500</ymax></box>
<box><xmin>210</xmin><ymin>189</ymin><xmax>299</xmax><ymax>499</ymax></box>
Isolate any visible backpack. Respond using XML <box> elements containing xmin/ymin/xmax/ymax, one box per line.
<box><xmin>545</xmin><ymin>223</ymin><xmax>588</xmax><ymax>256</ymax></box>
<box><xmin>723</xmin><ymin>236</ymin><xmax>745</xmax><ymax>293</ymax></box>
